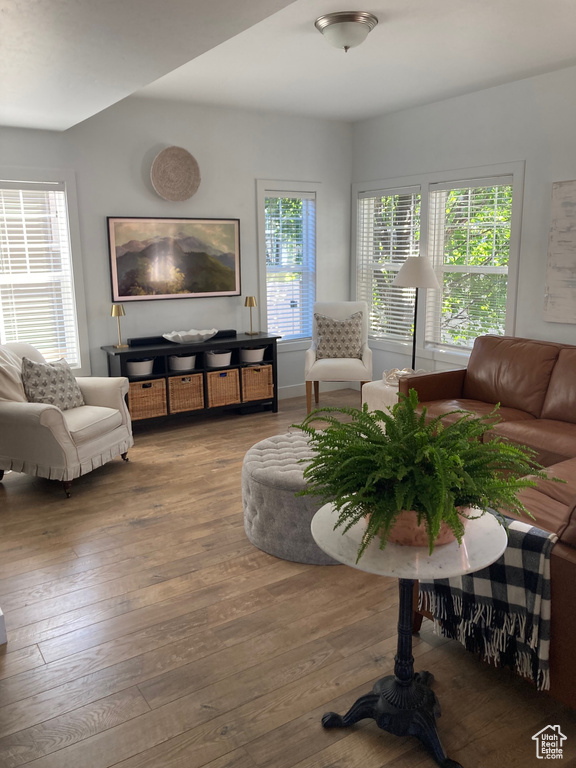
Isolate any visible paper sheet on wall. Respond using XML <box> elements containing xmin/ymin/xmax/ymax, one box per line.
<box><xmin>543</xmin><ymin>180</ymin><xmax>576</xmax><ymax>323</ymax></box>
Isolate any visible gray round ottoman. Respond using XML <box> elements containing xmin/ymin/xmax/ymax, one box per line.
<box><xmin>242</xmin><ymin>432</ymin><xmax>339</xmax><ymax>565</ymax></box>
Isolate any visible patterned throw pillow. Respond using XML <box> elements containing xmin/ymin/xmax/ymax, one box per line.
<box><xmin>21</xmin><ymin>357</ymin><xmax>85</xmax><ymax>410</ymax></box>
<box><xmin>315</xmin><ymin>311</ymin><xmax>364</xmax><ymax>359</ymax></box>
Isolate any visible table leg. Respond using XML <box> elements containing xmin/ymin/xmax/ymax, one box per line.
<box><xmin>322</xmin><ymin>578</ymin><xmax>462</xmax><ymax>768</ymax></box>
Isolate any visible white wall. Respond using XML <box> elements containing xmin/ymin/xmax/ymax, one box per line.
<box><xmin>0</xmin><ymin>98</ymin><xmax>352</xmax><ymax>393</ymax></box>
<box><xmin>352</xmin><ymin>65</ymin><xmax>576</xmax><ymax>376</ymax></box>
<box><xmin>4</xmin><ymin>64</ymin><xmax>576</xmax><ymax>395</ymax></box>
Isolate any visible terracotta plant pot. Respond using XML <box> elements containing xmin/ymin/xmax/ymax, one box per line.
<box><xmin>384</xmin><ymin>508</ymin><xmax>470</xmax><ymax>547</ymax></box>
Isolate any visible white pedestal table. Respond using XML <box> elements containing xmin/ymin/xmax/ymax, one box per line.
<box><xmin>311</xmin><ymin>505</ymin><xmax>508</xmax><ymax>768</ymax></box>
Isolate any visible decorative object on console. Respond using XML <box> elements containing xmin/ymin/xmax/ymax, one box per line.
<box><xmin>206</xmin><ymin>350</ymin><xmax>232</xmax><ymax>368</ymax></box>
<box><xmin>240</xmin><ymin>346</ymin><xmax>266</xmax><ymax>364</ymax></box>
<box><xmin>126</xmin><ymin>359</ymin><xmax>155</xmax><ymax>377</ymax></box>
<box><xmin>150</xmin><ymin>146</ymin><xmax>201</xmax><ymax>201</ymax></box>
<box><xmin>244</xmin><ymin>296</ymin><xmax>258</xmax><ymax>335</ymax></box>
<box><xmin>314</xmin><ymin>11</ymin><xmax>378</xmax><ymax>53</ymax></box>
<box><xmin>392</xmin><ymin>257</ymin><xmax>440</xmax><ymax>370</ymax></box>
<box><xmin>168</xmin><ymin>354</ymin><xmax>196</xmax><ymax>372</ymax></box>
<box><xmin>111</xmin><ymin>303</ymin><xmax>128</xmax><ymax>349</ymax></box>
<box><xmin>108</xmin><ymin>217</ymin><xmax>240</xmax><ymax>301</ymax></box>
<box><xmin>163</xmin><ymin>328</ymin><xmax>217</xmax><ymax>344</ymax></box>
<box><xmin>295</xmin><ymin>389</ymin><xmax>549</xmax><ymax>561</ymax></box>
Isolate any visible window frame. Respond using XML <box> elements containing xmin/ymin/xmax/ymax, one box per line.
<box><xmin>0</xmin><ymin>166</ymin><xmax>91</xmax><ymax>374</ymax></box>
<box><xmin>256</xmin><ymin>179</ymin><xmax>319</xmax><ymax>345</ymax></box>
<box><xmin>352</xmin><ymin>162</ymin><xmax>524</xmax><ymax>366</ymax></box>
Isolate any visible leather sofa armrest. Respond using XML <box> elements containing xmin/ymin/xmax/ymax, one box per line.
<box><xmin>549</xmin><ymin>542</ymin><xmax>576</xmax><ymax>708</ymax></box>
<box><xmin>398</xmin><ymin>368</ymin><xmax>467</xmax><ymax>402</ymax></box>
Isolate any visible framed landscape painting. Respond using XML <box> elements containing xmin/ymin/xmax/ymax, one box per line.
<box><xmin>108</xmin><ymin>217</ymin><xmax>241</xmax><ymax>301</ymax></box>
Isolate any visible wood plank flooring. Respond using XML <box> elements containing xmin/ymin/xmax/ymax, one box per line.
<box><xmin>1</xmin><ymin>388</ymin><xmax>575</xmax><ymax>768</ymax></box>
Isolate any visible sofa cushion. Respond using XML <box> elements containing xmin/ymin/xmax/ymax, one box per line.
<box><xmin>419</xmin><ymin>398</ymin><xmax>535</xmax><ymax>425</ymax></box>
<box><xmin>463</xmin><ymin>335</ymin><xmax>562</xmax><ymax>417</ymax></box>
<box><xmin>314</xmin><ymin>311</ymin><xmax>363</xmax><ymax>359</ymax></box>
<box><xmin>0</xmin><ymin>346</ymin><xmax>27</xmax><ymax>402</ymax></box>
<box><xmin>62</xmin><ymin>405</ymin><xmax>122</xmax><ymax>444</ymax></box>
<box><xmin>541</xmin><ymin>348</ymin><xmax>576</xmax><ymax>423</ymax></box>
<box><xmin>22</xmin><ymin>357</ymin><xmax>85</xmax><ymax>410</ymax></box>
<box><xmin>491</xmin><ymin>419</ymin><xmax>576</xmax><ymax>466</ymax></box>
<box><xmin>513</xmin><ymin>458</ymin><xmax>576</xmax><ymax>548</ymax></box>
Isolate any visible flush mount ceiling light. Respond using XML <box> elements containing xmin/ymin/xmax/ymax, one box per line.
<box><xmin>314</xmin><ymin>11</ymin><xmax>378</xmax><ymax>53</ymax></box>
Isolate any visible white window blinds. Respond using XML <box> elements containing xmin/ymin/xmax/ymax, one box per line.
<box><xmin>425</xmin><ymin>178</ymin><xmax>513</xmax><ymax>351</ymax></box>
<box><xmin>356</xmin><ymin>188</ymin><xmax>421</xmax><ymax>342</ymax></box>
<box><xmin>0</xmin><ymin>181</ymin><xmax>80</xmax><ymax>365</ymax></box>
<box><xmin>264</xmin><ymin>192</ymin><xmax>316</xmax><ymax>340</ymax></box>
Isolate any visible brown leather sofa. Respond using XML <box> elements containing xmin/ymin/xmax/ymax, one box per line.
<box><xmin>399</xmin><ymin>335</ymin><xmax>576</xmax><ymax>709</ymax></box>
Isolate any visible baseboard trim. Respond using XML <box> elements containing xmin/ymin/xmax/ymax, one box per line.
<box><xmin>278</xmin><ymin>382</ymin><xmax>361</xmax><ymax>400</ymax></box>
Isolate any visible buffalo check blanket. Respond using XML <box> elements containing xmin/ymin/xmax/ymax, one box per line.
<box><xmin>419</xmin><ymin>517</ymin><xmax>558</xmax><ymax>690</ymax></box>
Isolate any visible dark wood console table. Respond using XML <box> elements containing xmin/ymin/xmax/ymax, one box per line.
<box><xmin>102</xmin><ymin>333</ymin><xmax>280</xmax><ymax>421</ymax></box>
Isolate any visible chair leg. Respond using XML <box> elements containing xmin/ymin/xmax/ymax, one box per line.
<box><xmin>0</xmin><ymin>470</ymin><xmax>4</xmax><ymax>481</ymax></box>
<box><xmin>314</xmin><ymin>381</ymin><xmax>319</xmax><ymax>404</ymax></box>
<box><xmin>360</xmin><ymin>381</ymin><xmax>369</xmax><ymax>406</ymax></box>
<box><xmin>306</xmin><ymin>381</ymin><xmax>312</xmax><ymax>413</ymax></box>
<box><xmin>62</xmin><ymin>481</ymin><xmax>72</xmax><ymax>498</ymax></box>
<box><xmin>121</xmin><ymin>452</ymin><xmax>130</xmax><ymax>462</ymax></box>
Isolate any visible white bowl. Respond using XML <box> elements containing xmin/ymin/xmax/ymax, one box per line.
<box><xmin>126</xmin><ymin>358</ymin><xmax>154</xmax><ymax>376</ymax></box>
<box><xmin>169</xmin><ymin>354</ymin><xmax>196</xmax><ymax>371</ymax></box>
<box><xmin>206</xmin><ymin>350</ymin><xmax>232</xmax><ymax>367</ymax></box>
<box><xmin>163</xmin><ymin>328</ymin><xmax>217</xmax><ymax>344</ymax></box>
<box><xmin>240</xmin><ymin>346</ymin><xmax>266</xmax><ymax>364</ymax></box>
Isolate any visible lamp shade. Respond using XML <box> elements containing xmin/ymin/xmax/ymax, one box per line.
<box><xmin>244</xmin><ymin>296</ymin><xmax>257</xmax><ymax>308</ymax></box>
<box><xmin>314</xmin><ymin>12</ymin><xmax>378</xmax><ymax>51</ymax></box>
<box><xmin>392</xmin><ymin>258</ymin><xmax>441</xmax><ymax>290</ymax></box>
<box><xmin>111</xmin><ymin>303</ymin><xmax>126</xmax><ymax>317</ymax></box>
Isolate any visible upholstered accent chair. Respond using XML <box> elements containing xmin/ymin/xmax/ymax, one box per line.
<box><xmin>0</xmin><ymin>343</ymin><xmax>133</xmax><ymax>496</ymax></box>
<box><xmin>304</xmin><ymin>301</ymin><xmax>373</xmax><ymax>413</ymax></box>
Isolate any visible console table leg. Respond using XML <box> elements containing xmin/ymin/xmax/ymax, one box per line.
<box><xmin>320</xmin><ymin>578</ymin><xmax>462</xmax><ymax>768</ymax></box>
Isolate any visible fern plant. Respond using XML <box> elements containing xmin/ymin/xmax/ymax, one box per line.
<box><xmin>294</xmin><ymin>389</ymin><xmax>550</xmax><ymax>561</ymax></box>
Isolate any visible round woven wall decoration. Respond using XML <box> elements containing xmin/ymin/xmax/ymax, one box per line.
<box><xmin>150</xmin><ymin>146</ymin><xmax>201</xmax><ymax>201</ymax></box>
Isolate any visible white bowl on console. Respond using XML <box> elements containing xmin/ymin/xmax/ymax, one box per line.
<box><xmin>169</xmin><ymin>354</ymin><xmax>196</xmax><ymax>371</ymax></box>
<box><xmin>126</xmin><ymin>358</ymin><xmax>154</xmax><ymax>376</ymax></box>
<box><xmin>163</xmin><ymin>328</ymin><xmax>217</xmax><ymax>344</ymax></box>
<box><xmin>206</xmin><ymin>350</ymin><xmax>232</xmax><ymax>367</ymax></box>
<box><xmin>240</xmin><ymin>346</ymin><xmax>267</xmax><ymax>364</ymax></box>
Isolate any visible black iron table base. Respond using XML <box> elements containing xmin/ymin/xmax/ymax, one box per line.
<box><xmin>321</xmin><ymin>578</ymin><xmax>463</xmax><ymax>768</ymax></box>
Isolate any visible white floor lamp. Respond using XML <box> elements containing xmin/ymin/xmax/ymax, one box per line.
<box><xmin>392</xmin><ymin>257</ymin><xmax>440</xmax><ymax>371</ymax></box>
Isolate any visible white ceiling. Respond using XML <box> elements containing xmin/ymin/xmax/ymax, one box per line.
<box><xmin>3</xmin><ymin>0</ymin><xmax>576</xmax><ymax>131</ymax></box>
<box><xmin>0</xmin><ymin>0</ymin><xmax>296</xmax><ymax>131</ymax></box>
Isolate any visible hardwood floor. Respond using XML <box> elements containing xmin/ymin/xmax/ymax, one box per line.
<box><xmin>0</xmin><ymin>388</ymin><xmax>575</xmax><ymax>768</ymax></box>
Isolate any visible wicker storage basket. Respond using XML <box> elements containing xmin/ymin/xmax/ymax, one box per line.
<box><xmin>206</xmin><ymin>369</ymin><xmax>240</xmax><ymax>407</ymax></box>
<box><xmin>241</xmin><ymin>365</ymin><xmax>274</xmax><ymax>402</ymax></box>
<box><xmin>128</xmin><ymin>378</ymin><xmax>167</xmax><ymax>420</ymax></box>
<box><xmin>168</xmin><ymin>374</ymin><xmax>204</xmax><ymax>413</ymax></box>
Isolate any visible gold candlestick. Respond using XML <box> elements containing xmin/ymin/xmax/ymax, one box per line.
<box><xmin>244</xmin><ymin>296</ymin><xmax>258</xmax><ymax>335</ymax></box>
<box><xmin>111</xmin><ymin>304</ymin><xmax>129</xmax><ymax>348</ymax></box>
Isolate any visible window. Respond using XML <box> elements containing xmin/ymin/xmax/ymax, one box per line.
<box><xmin>425</xmin><ymin>178</ymin><xmax>513</xmax><ymax>351</ymax></box>
<box><xmin>354</xmin><ymin>165</ymin><xmax>521</xmax><ymax>356</ymax></box>
<box><xmin>258</xmin><ymin>182</ymin><xmax>316</xmax><ymax>340</ymax></box>
<box><xmin>0</xmin><ymin>175</ymin><xmax>87</xmax><ymax>368</ymax></box>
<box><xmin>356</xmin><ymin>187</ymin><xmax>420</xmax><ymax>343</ymax></box>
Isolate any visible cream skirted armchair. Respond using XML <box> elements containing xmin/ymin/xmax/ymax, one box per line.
<box><xmin>304</xmin><ymin>301</ymin><xmax>373</xmax><ymax>413</ymax></box>
<box><xmin>0</xmin><ymin>343</ymin><xmax>133</xmax><ymax>496</ymax></box>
